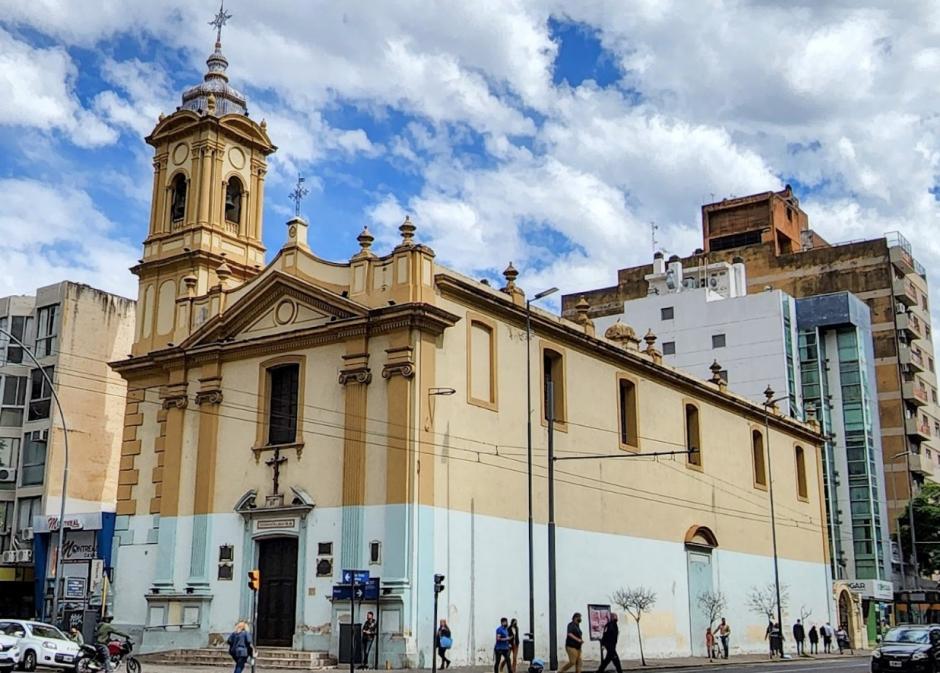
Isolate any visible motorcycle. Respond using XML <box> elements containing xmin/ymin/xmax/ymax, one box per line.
<box><xmin>75</xmin><ymin>639</ymin><xmax>140</xmax><ymax>673</ymax></box>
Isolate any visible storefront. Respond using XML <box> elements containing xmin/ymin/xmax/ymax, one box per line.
<box><xmin>841</xmin><ymin>579</ymin><xmax>894</xmax><ymax>644</ymax></box>
<box><xmin>33</xmin><ymin>511</ymin><xmax>115</xmax><ymax>625</ymax></box>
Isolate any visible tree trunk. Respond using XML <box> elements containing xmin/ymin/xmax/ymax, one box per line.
<box><xmin>636</xmin><ymin>620</ymin><xmax>645</xmax><ymax>666</ymax></box>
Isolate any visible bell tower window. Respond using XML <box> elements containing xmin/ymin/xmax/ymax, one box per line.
<box><xmin>225</xmin><ymin>177</ymin><xmax>243</xmax><ymax>226</ymax></box>
<box><xmin>170</xmin><ymin>174</ymin><xmax>187</xmax><ymax>225</ymax></box>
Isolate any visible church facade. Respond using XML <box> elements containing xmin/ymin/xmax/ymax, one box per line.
<box><xmin>110</xmin><ymin>34</ymin><xmax>833</xmax><ymax>665</ymax></box>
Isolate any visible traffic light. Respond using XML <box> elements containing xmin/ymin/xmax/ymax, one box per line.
<box><xmin>434</xmin><ymin>573</ymin><xmax>445</xmax><ymax>594</ymax></box>
<box><xmin>248</xmin><ymin>569</ymin><xmax>260</xmax><ymax>591</ymax></box>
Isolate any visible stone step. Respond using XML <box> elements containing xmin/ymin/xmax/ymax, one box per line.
<box><xmin>140</xmin><ymin>647</ymin><xmax>336</xmax><ymax>670</ymax></box>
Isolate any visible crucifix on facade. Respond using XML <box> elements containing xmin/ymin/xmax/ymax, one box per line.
<box><xmin>266</xmin><ymin>447</ymin><xmax>288</xmax><ymax>499</ymax></box>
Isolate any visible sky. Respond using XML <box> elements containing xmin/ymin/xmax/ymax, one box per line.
<box><xmin>1</xmin><ymin>1</ymin><xmax>940</xmax><ymax>327</ymax></box>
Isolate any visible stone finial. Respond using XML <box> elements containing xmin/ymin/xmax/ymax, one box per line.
<box><xmin>573</xmin><ymin>296</ymin><xmax>595</xmax><ymax>337</ymax></box>
<box><xmin>709</xmin><ymin>360</ymin><xmax>727</xmax><ymax>391</ymax></box>
<box><xmin>398</xmin><ymin>215</ymin><xmax>416</xmax><ymax>247</ymax></box>
<box><xmin>604</xmin><ymin>319</ymin><xmax>640</xmax><ymax>351</ymax></box>
<box><xmin>354</xmin><ymin>226</ymin><xmax>375</xmax><ymax>259</ymax></box>
<box><xmin>216</xmin><ymin>258</ymin><xmax>232</xmax><ymax>283</ymax></box>
<box><xmin>260</xmin><ymin>118</ymin><xmax>267</xmax><ymax>130</ymax></box>
<box><xmin>499</xmin><ymin>262</ymin><xmax>525</xmax><ymax>306</ymax></box>
<box><xmin>158</xmin><ymin>112</ymin><xmax>166</xmax><ymax>122</ymax></box>
<box><xmin>643</xmin><ymin>329</ymin><xmax>662</xmax><ymax>364</ymax></box>
<box><xmin>206</xmin><ymin>93</ymin><xmax>217</xmax><ymax>114</ymax></box>
<box><xmin>763</xmin><ymin>385</ymin><xmax>779</xmax><ymax>413</ymax></box>
<box><xmin>182</xmin><ymin>273</ymin><xmax>198</xmax><ymax>296</ymax></box>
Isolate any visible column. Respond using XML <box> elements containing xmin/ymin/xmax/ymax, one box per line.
<box><xmin>197</xmin><ymin>146</ymin><xmax>212</xmax><ymax>227</ymax></box>
<box><xmin>382</xmin><ymin>343</ymin><xmax>415</xmax><ymax>582</ymax></box>
<box><xmin>188</xmin><ymin>371</ymin><xmax>223</xmax><ymax>592</ymax></box>
<box><xmin>153</xmin><ymin>380</ymin><xmax>189</xmax><ymax>590</ymax></box>
<box><xmin>339</xmin><ymin>353</ymin><xmax>371</xmax><ymax>569</ymax></box>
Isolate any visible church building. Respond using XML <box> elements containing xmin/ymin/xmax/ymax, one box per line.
<box><xmin>110</xmin><ymin>26</ymin><xmax>834</xmax><ymax>665</ymax></box>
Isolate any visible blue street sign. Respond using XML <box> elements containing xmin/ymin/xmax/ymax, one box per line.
<box><xmin>363</xmin><ymin>577</ymin><xmax>379</xmax><ymax>600</ymax></box>
<box><xmin>332</xmin><ymin>585</ymin><xmax>352</xmax><ymax>600</ymax></box>
<box><xmin>341</xmin><ymin>568</ymin><xmax>370</xmax><ymax>584</ymax></box>
<box><xmin>332</xmin><ymin>576</ymin><xmax>380</xmax><ymax>601</ymax></box>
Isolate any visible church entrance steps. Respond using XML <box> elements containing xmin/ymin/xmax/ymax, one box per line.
<box><xmin>139</xmin><ymin>647</ymin><xmax>336</xmax><ymax>670</ymax></box>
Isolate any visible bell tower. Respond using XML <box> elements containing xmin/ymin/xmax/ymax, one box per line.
<box><xmin>132</xmin><ymin>6</ymin><xmax>276</xmax><ymax>355</ymax></box>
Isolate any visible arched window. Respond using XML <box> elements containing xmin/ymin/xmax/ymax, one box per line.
<box><xmin>752</xmin><ymin>429</ymin><xmax>767</xmax><ymax>488</ymax></box>
<box><xmin>795</xmin><ymin>445</ymin><xmax>808</xmax><ymax>500</ymax></box>
<box><xmin>225</xmin><ymin>176</ymin><xmax>243</xmax><ymax>224</ymax></box>
<box><xmin>685</xmin><ymin>403</ymin><xmax>701</xmax><ymax>467</ymax></box>
<box><xmin>170</xmin><ymin>174</ymin><xmax>187</xmax><ymax>224</ymax></box>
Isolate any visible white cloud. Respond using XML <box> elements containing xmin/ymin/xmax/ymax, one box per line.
<box><xmin>0</xmin><ymin>179</ymin><xmax>137</xmax><ymax>298</ymax></box>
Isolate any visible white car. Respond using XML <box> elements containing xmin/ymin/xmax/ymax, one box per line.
<box><xmin>0</xmin><ymin>633</ymin><xmax>19</xmax><ymax>673</ymax></box>
<box><xmin>0</xmin><ymin>620</ymin><xmax>80</xmax><ymax>671</ymax></box>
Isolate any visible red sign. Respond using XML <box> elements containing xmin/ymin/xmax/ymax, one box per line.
<box><xmin>587</xmin><ymin>604</ymin><xmax>611</xmax><ymax>641</ymax></box>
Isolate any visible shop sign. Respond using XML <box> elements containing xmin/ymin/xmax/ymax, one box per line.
<box><xmin>62</xmin><ymin>532</ymin><xmax>97</xmax><ymax>561</ymax></box>
<box><xmin>34</xmin><ymin>512</ymin><xmax>102</xmax><ymax>533</ymax></box>
<box><xmin>845</xmin><ymin>579</ymin><xmax>894</xmax><ymax>601</ymax></box>
<box><xmin>65</xmin><ymin>577</ymin><xmax>87</xmax><ymax>599</ymax></box>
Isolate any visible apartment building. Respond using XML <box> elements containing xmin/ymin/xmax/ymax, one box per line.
<box><xmin>563</xmin><ymin>187</ymin><xmax>938</xmax><ymax>590</ymax></box>
<box><xmin>0</xmin><ymin>282</ymin><xmax>134</xmax><ymax>619</ymax></box>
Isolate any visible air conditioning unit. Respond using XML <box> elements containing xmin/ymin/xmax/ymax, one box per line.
<box><xmin>0</xmin><ymin>468</ymin><xmax>14</xmax><ymax>483</ymax></box>
<box><xmin>0</xmin><ymin>551</ymin><xmax>15</xmax><ymax>564</ymax></box>
<box><xmin>20</xmin><ymin>528</ymin><xmax>33</xmax><ymax>541</ymax></box>
<box><xmin>15</xmin><ymin>549</ymin><xmax>32</xmax><ymax>563</ymax></box>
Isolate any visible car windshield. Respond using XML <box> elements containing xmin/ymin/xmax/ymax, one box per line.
<box><xmin>884</xmin><ymin>628</ymin><xmax>931</xmax><ymax>644</ymax></box>
<box><xmin>29</xmin><ymin>624</ymin><xmax>67</xmax><ymax>640</ymax></box>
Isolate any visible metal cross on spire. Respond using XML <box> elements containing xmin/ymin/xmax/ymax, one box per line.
<box><xmin>209</xmin><ymin>2</ymin><xmax>232</xmax><ymax>46</ymax></box>
<box><xmin>289</xmin><ymin>176</ymin><xmax>309</xmax><ymax>218</ymax></box>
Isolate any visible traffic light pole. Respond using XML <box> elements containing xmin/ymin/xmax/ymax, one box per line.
<box><xmin>250</xmin><ymin>587</ymin><xmax>258</xmax><ymax>673</ymax></box>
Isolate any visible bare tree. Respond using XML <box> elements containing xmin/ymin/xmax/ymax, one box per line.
<box><xmin>799</xmin><ymin>605</ymin><xmax>813</xmax><ymax>623</ymax></box>
<box><xmin>746</xmin><ymin>583</ymin><xmax>790</xmax><ymax>621</ymax></box>
<box><xmin>612</xmin><ymin>586</ymin><xmax>657</xmax><ymax>666</ymax></box>
<box><xmin>697</xmin><ymin>590</ymin><xmax>727</xmax><ymax>630</ymax></box>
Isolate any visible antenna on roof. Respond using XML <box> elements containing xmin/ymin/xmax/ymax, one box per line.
<box><xmin>651</xmin><ymin>221</ymin><xmax>659</xmax><ymax>257</ymax></box>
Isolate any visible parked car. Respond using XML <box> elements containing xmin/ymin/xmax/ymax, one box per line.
<box><xmin>871</xmin><ymin>625</ymin><xmax>940</xmax><ymax>672</ymax></box>
<box><xmin>0</xmin><ymin>620</ymin><xmax>80</xmax><ymax>672</ymax></box>
<box><xmin>0</xmin><ymin>633</ymin><xmax>19</xmax><ymax>673</ymax></box>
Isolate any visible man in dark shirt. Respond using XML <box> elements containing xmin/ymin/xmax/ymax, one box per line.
<box><xmin>559</xmin><ymin>612</ymin><xmax>583</xmax><ymax>673</ymax></box>
<box><xmin>792</xmin><ymin>619</ymin><xmax>805</xmax><ymax>656</ymax></box>
<box><xmin>597</xmin><ymin>614</ymin><xmax>622</xmax><ymax>673</ymax></box>
<box><xmin>494</xmin><ymin>617</ymin><xmax>512</xmax><ymax>673</ymax></box>
<box><xmin>360</xmin><ymin>611</ymin><xmax>377</xmax><ymax>669</ymax></box>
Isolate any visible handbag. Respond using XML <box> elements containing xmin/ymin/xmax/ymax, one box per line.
<box><xmin>440</xmin><ymin>636</ymin><xmax>453</xmax><ymax>649</ymax></box>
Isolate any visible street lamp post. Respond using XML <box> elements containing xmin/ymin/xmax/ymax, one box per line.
<box><xmin>0</xmin><ymin>327</ymin><xmax>70</xmax><ymax>624</ymax></box>
<box><xmin>889</xmin><ymin>451</ymin><xmax>911</xmax><ymax>589</ymax></box>
<box><xmin>763</xmin><ymin>386</ymin><xmax>788</xmax><ymax>648</ymax></box>
<box><xmin>525</xmin><ymin>287</ymin><xmax>557</xmax><ymax>660</ymax></box>
<box><xmin>900</xmin><ymin>450</ymin><xmax>922</xmax><ymax>589</ymax></box>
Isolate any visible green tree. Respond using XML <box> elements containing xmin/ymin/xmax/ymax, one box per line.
<box><xmin>898</xmin><ymin>481</ymin><xmax>940</xmax><ymax>575</ymax></box>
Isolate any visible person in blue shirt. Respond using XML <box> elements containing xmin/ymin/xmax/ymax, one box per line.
<box><xmin>494</xmin><ymin>617</ymin><xmax>512</xmax><ymax>673</ymax></box>
<box><xmin>226</xmin><ymin>621</ymin><xmax>253</xmax><ymax>673</ymax></box>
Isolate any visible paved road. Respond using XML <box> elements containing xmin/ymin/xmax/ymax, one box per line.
<box><xmin>138</xmin><ymin>657</ymin><xmax>869</xmax><ymax>673</ymax></box>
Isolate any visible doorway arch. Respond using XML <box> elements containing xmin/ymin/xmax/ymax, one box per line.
<box><xmin>685</xmin><ymin>526</ymin><xmax>719</xmax><ymax>657</ymax></box>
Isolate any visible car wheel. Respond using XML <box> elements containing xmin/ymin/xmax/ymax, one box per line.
<box><xmin>21</xmin><ymin>651</ymin><xmax>36</xmax><ymax>672</ymax></box>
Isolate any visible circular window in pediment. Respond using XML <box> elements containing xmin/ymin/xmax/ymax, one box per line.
<box><xmin>274</xmin><ymin>299</ymin><xmax>296</xmax><ymax>325</ymax></box>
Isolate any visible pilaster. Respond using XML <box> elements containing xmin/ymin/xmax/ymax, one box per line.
<box><xmin>339</xmin><ymin>350</ymin><xmax>371</xmax><ymax>569</ymax></box>
<box><xmin>153</xmin><ymin>377</ymin><xmax>189</xmax><ymax>591</ymax></box>
<box><xmin>188</xmin><ymin>367</ymin><xmax>223</xmax><ymax>591</ymax></box>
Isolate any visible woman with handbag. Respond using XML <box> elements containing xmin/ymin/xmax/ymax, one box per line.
<box><xmin>502</xmin><ymin>619</ymin><xmax>520</xmax><ymax>672</ymax></box>
<box><xmin>437</xmin><ymin>619</ymin><xmax>452</xmax><ymax>669</ymax></box>
<box><xmin>227</xmin><ymin>621</ymin><xmax>253</xmax><ymax>673</ymax></box>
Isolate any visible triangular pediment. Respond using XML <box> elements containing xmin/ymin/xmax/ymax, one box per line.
<box><xmin>182</xmin><ymin>271</ymin><xmax>368</xmax><ymax>349</ymax></box>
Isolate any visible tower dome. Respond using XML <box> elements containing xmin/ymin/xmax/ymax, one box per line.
<box><xmin>180</xmin><ymin>5</ymin><xmax>247</xmax><ymax>116</ymax></box>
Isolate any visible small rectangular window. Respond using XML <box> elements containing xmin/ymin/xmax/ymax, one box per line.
<box><xmin>267</xmin><ymin>364</ymin><xmax>299</xmax><ymax>445</ymax></box>
<box><xmin>219</xmin><ymin>545</ymin><xmax>235</xmax><ymax>562</ymax></box>
<box><xmin>0</xmin><ymin>437</ymin><xmax>18</xmax><ymax>469</ymax></box>
<box><xmin>35</xmin><ymin>305</ymin><xmax>58</xmax><ymax>358</ymax></box>
<box><xmin>3</xmin><ymin>316</ymin><xmax>31</xmax><ymax>365</ymax></box>
<box><xmin>27</xmin><ymin>367</ymin><xmax>54</xmax><ymax>421</ymax></box>
<box><xmin>0</xmin><ymin>376</ymin><xmax>26</xmax><ymax>427</ymax></box>
<box><xmin>712</xmin><ymin>334</ymin><xmax>726</xmax><ymax>348</ymax></box>
<box><xmin>369</xmin><ymin>541</ymin><xmax>381</xmax><ymax>565</ymax></box>
<box><xmin>752</xmin><ymin>430</ymin><xmax>767</xmax><ymax>488</ymax></box>
<box><xmin>662</xmin><ymin>341</ymin><xmax>676</xmax><ymax>355</ymax></box>
<box><xmin>685</xmin><ymin>404</ymin><xmax>701</xmax><ymax>467</ymax></box>
<box><xmin>318</xmin><ymin>542</ymin><xmax>333</xmax><ymax>556</ymax></box>
<box><xmin>543</xmin><ymin>349</ymin><xmax>565</xmax><ymax>423</ymax></box>
<box><xmin>20</xmin><ymin>431</ymin><xmax>46</xmax><ymax>486</ymax></box>
<box><xmin>661</xmin><ymin>307</ymin><xmax>674</xmax><ymax>320</ymax></box>
<box><xmin>16</xmin><ymin>496</ymin><xmax>40</xmax><ymax>532</ymax></box>
<box><xmin>795</xmin><ymin>445</ymin><xmax>808</xmax><ymax>500</ymax></box>
<box><xmin>618</xmin><ymin>378</ymin><xmax>638</xmax><ymax>448</ymax></box>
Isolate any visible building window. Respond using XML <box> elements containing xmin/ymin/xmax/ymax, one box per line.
<box><xmin>318</xmin><ymin>542</ymin><xmax>333</xmax><ymax>556</ymax></box>
<box><xmin>795</xmin><ymin>445</ymin><xmax>808</xmax><ymax>500</ymax></box>
<box><xmin>618</xmin><ymin>377</ymin><xmax>638</xmax><ymax>449</ymax></box>
<box><xmin>468</xmin><ymin>317</ymin><xmax>497</xmax><ymax>409</ymax></box>
<box><xmin>661</xmin><ymin>307</ymin><xmax>674</xmax><ymax>320</ymax></box>
<box><xmin>169</xmin><ymin>174</ymin><xmax>187</xmax><ymax>223</ymax></box>
<box><xmin>0</xmin><ymin>316</ymin><xmax>31</xmax><ymax>365</ymax></box>
<box><xmin>35</xmin><ymin>305</ymin><xmax>58</xmax><ymax>358</ymax></box>
<box><xmin>20</xmin><ymin>431</ymin><xmax>46</xmax><ymax>486</ymax></box>
<box><xmin>930</xmin><ymin>357</ymin><xmax>936</xmax><ymax>373</ymax></box>
<box><xmin>0</xmin><ymin>376</ymin><xmax>26</xmax><ymax>427</ymax></box>
<box><xmin>662</xmin><ymin>341</ymin><xmax>676</xmax><ymax>355</ymax></box>
<box><xmin>542</xmin><ymin>348</ymin><xmax>566</xmax><ymax>424</ymax></box>
<box><xmin>0</xmin><ymin>437</ymin><xmax>17</xmax><ymax>470</ymax></box>
<box><xmin>712</xmin><ymin>334</ymin><xmax>726</xmax><ymax>348</ymax></box>
<box><xmin>28</xmin><ymin>367</ymin><xmax>54</xmax><ymax>422</ymax></box>
<box><xmin>685</xmin><ymin>403</ymin><xmax>701</xmax><ymax>467</ymax></box>
<box><xmin>16</xmin><ymin>496</ymin><xmax>40</xmax><ymax>533</ymax></box>
<box><xmin>267</xmin><ymin>363</ymin><xmax>299</xmax><ymax>445</ymax></box>
<box><xmin>369</xmin><ymin>541</ymin><xmax>382</xmax><ymax>565</ymax></box>
<box><xmin>0</xmin><ymin>501</ymin><xmax>11</xmax><ymax>551</ymax></box>
<box><xmin>752</xmin><ymin>430</ymin><xmax>767</xmax><ymax>488</ymax></box>
<box><xmin>224</xmin><ymin>177</ymin><xmax>243</xmax><ymax>224</ymax></box>
<box><xmin>933</xmin><ymin>388</ymin><xmax>938</xmax><ymax>404</ymax></box>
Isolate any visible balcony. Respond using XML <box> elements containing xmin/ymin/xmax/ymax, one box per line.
<box><xmin>889</xmin><ymin>239</ymin><xmax>915</xmax><ymax>275</ymax></box>
<box><xmin>906</xmin><ymin>416</ymin><xmax>932</xmax><ymax>442</ymax></box>
<box><xmin>899</xmin><ymin>343</ymin><xmax>926</xmax><ymax>372</ymax></box>
<box><xmin>909</xmin><ymin>450</ymin><xmax>934</xmax><ymax>477</ymax></box>
<box><xmin>894</xmin><ymin>276</ymin><xmax>918</xmax><ymax>306</ymax></box>
<box><xmin>903</xmin><ymin>379</ymin><xmax>930</xmax><ymax>407</ymax></box>
<box><xmin>897</xmin><ymin>312</ymin><xmax>925</xmax><ymax>340</ymax></box>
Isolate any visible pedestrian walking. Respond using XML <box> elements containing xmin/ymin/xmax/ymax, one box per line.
<box><xmin>808</xmin><ymin>624</ymin><xmax>818</xmax><ymax>654</ymax></box>
<box><xmin>836</xmin><ymin>624</ymin><xmax>852</xmax><ymax>655</ymax></box>
<box><xmin>437</xmin><ymin>619</ymin><xmax>452</xmax><ymax>669</ymax></box>
<box><xmin>360</xmin><ymin>611</ymin><xmax>377</xmax><ymax>669</ymax></box>
<box><xmin>764</xmin><ymin>620</ymin><xmax>775</xmax><ymax>657</ymax></box>
<box><xmin>226</xmin><ymin>621</ymin><xmax>253</xmax><ymax>673</ymax></box>
<box><xmin>597</xmin><ymin>614</ymin><xmax>622</xmax><ymax>673</ymax></box>
<box><xmin>705</xmin><ymin>627</ymin><xmax>715</xmax><ymax>661</ymax></box>
<box><xmin>718</xmin><ymin>618</ymin><xmax>731</xmax><ymax>659</ymax></box>
<box><xmin>501</xmin><ymin>618</ymin><xmax>520</xmax><ymax>673</ymax></box>
<box><xmin>821</xmin><ymin>622</ymin><xmax>834</xmax><ymax>654</ymax></box>
<box><xmin>494</xmin><ymin>618</ymin><xmax>513</xmax><ymax>673</ymax></box>
<box><xmin>559</xmin><ymin>612</ymin><xmax>584</xmax><ymax>673</ymax></box>
<box><xmin>793</xmin><ymin>619</ymin><xmax>805</xmax><ymax>656</ymax></box>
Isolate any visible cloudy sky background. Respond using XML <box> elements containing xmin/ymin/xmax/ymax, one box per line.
<box><xmin>1</xmin><ymin>1</ymin><xmax>939</xmax><ymax>322</ymax></box>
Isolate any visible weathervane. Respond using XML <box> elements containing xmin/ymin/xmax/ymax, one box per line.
<box><xmin>209</xmin><ymin>2</ymin><xmax>232</xmax><ymax>46</ymax></box>
<box><xmin>289</xmin><ymin>176</ymin><xmax>309</xmax><ymax>218</ymax></box>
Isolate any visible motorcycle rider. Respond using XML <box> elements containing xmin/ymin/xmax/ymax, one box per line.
<box><xmin>94</xmin><ymin>615</ymin><xmax>129</xmax><ymax>672</ymax></box>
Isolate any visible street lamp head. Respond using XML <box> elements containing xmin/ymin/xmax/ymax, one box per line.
<box><xmin>534</xmin><ymin>287</ymin><xmax>559</xmax><ymax>301</ymax></box>
<box><xmin>763</xmin><ymin>385</ymin><xmax>775</xmax><ymax>404</ymax></box>
<box><xmin>429</xmin><ymin>387</ymin><xmax>456</xmax><ymax>396</ymax></box>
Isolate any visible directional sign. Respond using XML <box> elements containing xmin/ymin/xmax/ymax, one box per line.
<box><xmin>332</xmin><ymin>577</ymin><xmax>380</xmax><ymax>601</ymax></box>
<box><xmin>342</xmin><ymin>569</ymin><xmax>370</xmax><ymax>584</ymax></box>
<box><xmin>363</xmin><ymin>577</ymin><xmax>379</xmax><ymax>600</ymax></box>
